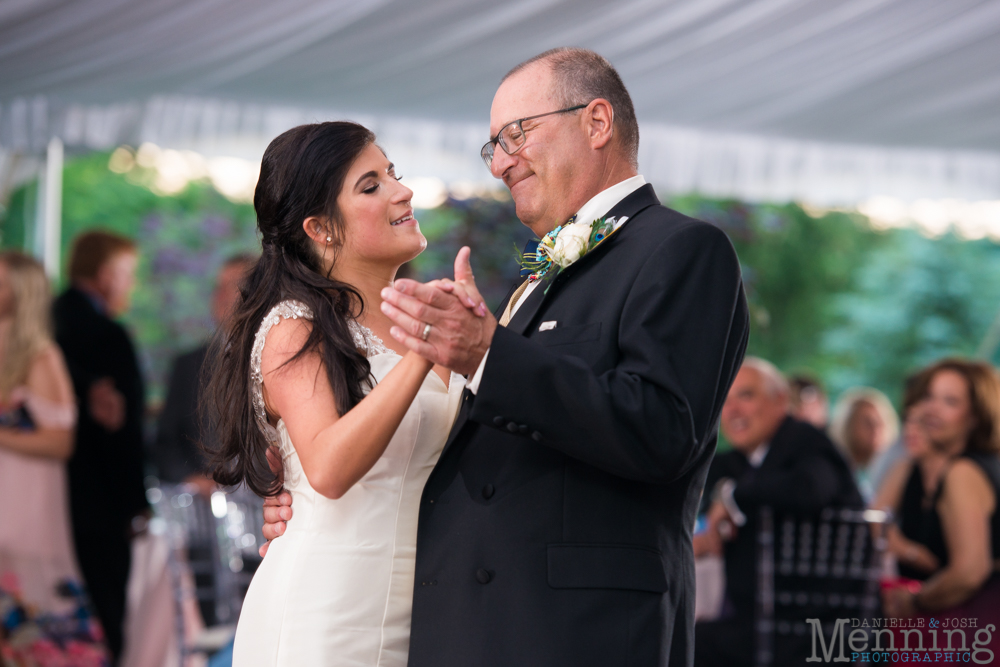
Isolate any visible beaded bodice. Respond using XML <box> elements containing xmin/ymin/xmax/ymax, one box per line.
<box><xmin>250</xmin><ymin>299</ymin><xmax>390</xmax><ymax>443</ymax></box>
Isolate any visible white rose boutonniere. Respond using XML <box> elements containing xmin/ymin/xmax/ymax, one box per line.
<box><xmin>516</xmin><ymin>215</ymin><xmax>626</xmax><ymax>289</ymax></box>
<box><xmin>542</xmin><ymin>222</ymin><xmax>591</xmax><ymax>267</ymax></box>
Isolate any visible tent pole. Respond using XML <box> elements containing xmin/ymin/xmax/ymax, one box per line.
<box><xmin>41</xmin><ymin>137</ymin><xmax>63</xmax><ymax>280</ymax></box>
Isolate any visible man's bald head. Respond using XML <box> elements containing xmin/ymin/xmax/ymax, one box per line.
<box><xmin>503</xmin><ymin>48</ymin><xmax>639</xmax><ymax>169</ymax></box>
<box><xmin>721</xmin><ymin>357</ymin><xmax>791</xmax><ymax>455</ymax></box>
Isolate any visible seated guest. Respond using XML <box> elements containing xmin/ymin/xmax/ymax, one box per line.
<box><xmin>872</xmin><ymin>396</ymin><xmax>945</xmax><ymax>579</ymax></box>
<box><xmin>829</xmin><ymin>387</ymin><xmax>899</xmax><ymax>501</ymax></box>
<box><xmin>881</xmin><ymin>358</ymin><xmax>1000</xmax><ymax>620</ymax></box>
<box><xmin>53</xmin><ymin>230</ymin><xmax>148</xmax><ymax>662</ymax></box>
<box><xmin>788</xmin><ymin>373</ymin><xmax>829</xmax><ymax>430</ymax></box>
<box><xmin>155</xmin><ymin>253</ymin><xmax>255</xmax><ymax>492</ymax></box>
<box><xmin>694</xmin><ymin>357</ymin><xmax>862</xmax><ymax>667</ymax></box>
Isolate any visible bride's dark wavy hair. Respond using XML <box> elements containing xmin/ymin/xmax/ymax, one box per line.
<box><xmin>203</xmin><ymin>121</ymin><xmax>376</xmax><ymax>497</ymax></box>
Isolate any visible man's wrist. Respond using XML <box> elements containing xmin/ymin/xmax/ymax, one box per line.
<box><xmin>467</xmin><ymin>348</ymin><xmax>490</xmax><ymax>394</ymax></box>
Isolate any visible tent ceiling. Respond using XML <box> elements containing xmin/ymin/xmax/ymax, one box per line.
<box><xmin>2</xmin><ymin>0</ymin><xmax>999</xmax><ymax>204</ymax></box>
<box><xmin>4</xmin><ymin>0</ymin><xmax>999</xmax><ymax>150</ymax></box>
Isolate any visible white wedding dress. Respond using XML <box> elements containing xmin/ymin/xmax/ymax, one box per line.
<box><xmin>233</xmin><ymin>300</ymin><xmax>464</xmax><ymax>666</ymax></box>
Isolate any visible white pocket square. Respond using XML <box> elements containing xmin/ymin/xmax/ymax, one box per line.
<box><xmin>538</xmin><ymin>321</ymin><xmax>557</xmax><ymax>331</ymax></box>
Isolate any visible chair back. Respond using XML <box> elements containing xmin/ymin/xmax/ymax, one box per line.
<box><xmin>755</xmin><ymin>506</ymin><xmax>889</xmax><ymax>666</ymax></box>
<box><xmin>148</xmin><ymin>483</ymin><xmax>265</xmax><ymax>648</ymax></box>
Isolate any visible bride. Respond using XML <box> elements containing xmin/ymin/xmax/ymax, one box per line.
<box><xmin>206</xmin><ymin>121</ymin><xmax>483</xmax><ymax>665</ymax></box>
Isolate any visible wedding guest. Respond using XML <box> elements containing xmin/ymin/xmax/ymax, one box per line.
<box><xmin>694</xmin><ymin>357</ymin><xmax>862</xmax><ymax>667</ymax></box>
<box><xmin>829</xmin><ymin>387</ymin><xmax>899</xmax><ymax>501</ymax></box>
<box><xmin>881</xmin><ymin>359</ymin><xmax>1000</xmax><ymax>620</ymax></box>
<box><xmin>0</xmin><ymin>252</ymin><xmax>109</xmax><ymax>661</ymax></box>
<box><xmin>870</xmin><ymin>394</ymin><xmax>945</xmax><ymax>579</ymax></box>
<box><xmin>867</xmin><ymin>373</ymin><xmax>922</xmax><ymax>495</ymax></box>
<box><xmin>789</xmin><ymin>373</ymin><xmax>829</xmax><ymax>430</ymax></box>
<box><xmin>53</xmin><ymin>230</ymin><xmax>148</xmax><ymax>661</ymax></box>
<box><xmin>155</xmin><ymin>253</ymin><xmax>256</xmax><ymax>491</ymax></box>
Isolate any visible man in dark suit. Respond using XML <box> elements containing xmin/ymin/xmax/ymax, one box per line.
<box><xmin>53</xmin><ymin>231</ymin><xmax>149</xmax><ymax>661</ymax></box>
<box><xmin>693</xmin><ymin>357</ymin><xmax>863</xmax><ymax>667</ymax></box>
<box><xmin>155</xmin><ymin>254</ymin><xmax>255</xmax><ymax>489</ymax></box>
<box><xmin>264</xmin><ymin>47</ymin><xmax>749</xmax><ymax>666</ymax></box>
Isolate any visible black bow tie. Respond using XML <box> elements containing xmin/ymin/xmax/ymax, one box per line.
<box><xmin>519</xmin><ymin>239</ymin><xmax>540</xmax><ymax>278</ymax></box>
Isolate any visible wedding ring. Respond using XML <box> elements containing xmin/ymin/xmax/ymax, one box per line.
<box><xmin>421</xmin><ymin>323</ymin><xmax>432</xmax><ymax>341</ymax></box>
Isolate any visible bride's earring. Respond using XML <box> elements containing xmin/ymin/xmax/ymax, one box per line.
<box><xmin>326</xmin><ymin>235</ymin><xmax>332</xmax><ymax>244</ymax></box>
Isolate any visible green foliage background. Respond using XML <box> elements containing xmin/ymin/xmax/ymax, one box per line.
<box><xmin>3</xmin><ymin>151</ymin><xmax>999</xmax><ymax>409</ymax></box>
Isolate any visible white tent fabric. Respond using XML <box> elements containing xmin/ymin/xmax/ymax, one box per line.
<box><xmin>2</xmin><ymin>0</ymin><xmax>1000</xmax><ymax>204</ymax></box>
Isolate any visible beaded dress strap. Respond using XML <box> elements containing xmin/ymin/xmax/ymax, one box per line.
<box><xmin>249</xmin><ymin>300</ymin><xmax>391</xmax><ymax>441</ymax></box>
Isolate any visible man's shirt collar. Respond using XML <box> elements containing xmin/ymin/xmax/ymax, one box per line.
<box><xmin>572</xmin><ymin>174</ymin><xmax>646</xmax><ymax>229</ymax></box>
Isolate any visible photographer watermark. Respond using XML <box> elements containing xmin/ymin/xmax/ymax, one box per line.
<box><xmin>806</xmin><ymin>617</ymin><xmax>995</xmax><ymax>664</ymax></box>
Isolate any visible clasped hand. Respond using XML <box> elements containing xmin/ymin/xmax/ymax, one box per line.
<box><xmin>380</xmin><ymin>246</ymin><xmax>497</xmax><ymax>376</ymax></box>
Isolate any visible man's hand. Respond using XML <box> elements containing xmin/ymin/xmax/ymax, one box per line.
<box><xmin>88</xmin><ymin>377</ymin><xmax>125</xmax><ymax>432</ymax></box>
<box><xmin>260</xmin><ymin>445</ymin><xmax>290</xmax><ymax>558</ymax></box>
<box><xmin>381</xmin><ymin>247</ymin><xmax>497</xmax><ymax>375</ymax></box>
<box><xmin>706</xmin><ymin>499</ymin><xmax>736</xmax><ymax>542</ymax></box>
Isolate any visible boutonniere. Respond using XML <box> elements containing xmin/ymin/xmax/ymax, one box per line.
<box><xmin>517</xmin><ymin>216</ymin><xmax>622</xmax><ymax>286</ymax></box>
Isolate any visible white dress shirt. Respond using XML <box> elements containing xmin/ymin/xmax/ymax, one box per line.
<box><xmin>719</xmin><ymin>442</ymin><xmax>770</xmax><ymax>527</ymax></box>
<box><xmin>467</xmin><ymin>174</ymin><xmax>647</xmax><ymax>393</ymax></box>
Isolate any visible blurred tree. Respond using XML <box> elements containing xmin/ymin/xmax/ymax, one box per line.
<box><xmin>822</xmin><ymin>229</ymin><xmax>1000</xmax><ymax>403</ymax></box>
<box><xmin>667</xmin><ymin>196</ymin><xmax>883</xmax><ymax>379</ymax></box>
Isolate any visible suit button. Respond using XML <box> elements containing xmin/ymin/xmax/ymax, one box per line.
<box><xmin>493</xmin><ymin>416</ymin><xmax>505</xmax><ymax>426</ymax></box>
<box><xmin>482</xmin><ymin>484</ymin><xmax>495</xmax><ymax>499</ymax></box>
<box><xmin>506</xmin><ymin>422</ymin><xmax>518</xmax><ymax>433</ymax></box>
<box><xmin>519</xmin><ymin>424</ymin><xmax>528</xmax><ymax>434</ymax></box>
<box><xmin>531</xmin><ymin>431</ymin><xmax>542</xmax><ymax>442</ymax></box>
<box><xmin>476</xmin><ymin>568</ymin><xmax>494</xmax><ymax>584</ymax></box>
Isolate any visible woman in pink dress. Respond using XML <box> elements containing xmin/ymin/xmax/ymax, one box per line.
<box><xmin>0</xmin><ymin>251</ymin><xmax>108</xmax><ymax>665</ymax></box>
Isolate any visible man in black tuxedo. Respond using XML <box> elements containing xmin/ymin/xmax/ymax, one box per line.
<box><xmin>264</xmin><ymin>47</ymin><xmax>749</xmax><ymax>666</ymax></box>
<box><xmin>53</xmin><ymin>231</ymin><xmax>149</xmax><ymax>661</ymax></box>
<box><xmin>155</xmin><ymin>254</ymin><xmax>255</xmax><ymax>489</ymax></box>
<box><xmin>694</xmin><ymin>358</ymin><xmax>863</xmax><ymax>667</ymax></box>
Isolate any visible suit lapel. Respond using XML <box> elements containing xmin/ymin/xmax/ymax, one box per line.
<box><xmin>494</xmin><ymin>279</ymin><xmax>521</xmax><ymax>319</ymax></box>
<box><xmin>506</xmin><ymin>184</ymin><xmax>660</xmax><ymax>335</ymax></box>
<box><xmin>436</xmin><ymin>185</ymin><xmax>663</xmax><ymax>465</ymax></box>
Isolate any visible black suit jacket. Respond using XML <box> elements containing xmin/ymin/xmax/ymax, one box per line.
<box><xmin>155</xmin><ymin>344</ymin><xmax>209</xmax><ymax>483</ymax></box>
<box><xmin>703</xmin><ymin>417</ymin><xmax>864</xmax><ymax>617</ymax></box>
<box><xmin>408</xmin><ymin>185</ymin><xmax>750</xmax><ymax>667</ymax></box>
<box><xmin>53</xmin><ymin>287</ymin><xmax>148</xmax><ymax>535</ymax></box>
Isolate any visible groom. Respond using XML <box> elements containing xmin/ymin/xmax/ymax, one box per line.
<box><xmin>265</xmin><ymin>48</ymin><xmax>748</xmax><ymax>666</ymax></box>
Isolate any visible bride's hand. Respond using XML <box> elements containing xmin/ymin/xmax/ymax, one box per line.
<box><xmin>428</xmin><ymin>279</ymin><xmax>487</xmax><ymax>317</ymax></box>
<box><xmin>398</xmin><ymin>246</ymin><xmax>490</xmax><ymax>318</ymax></box>
<box><xmin>382</xmin><ymin>247</ymin><xmax>497</xmax><ymax>375</ymax></box>
<box><xmin>426</xmin><ymin>248</ymin><xmax>488</xmax><ymax>317</ymax></box>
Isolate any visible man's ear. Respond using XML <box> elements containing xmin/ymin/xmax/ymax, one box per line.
<box><xmin>586</xmin><ymin>98</ymin><xmax>615</xmax><ymax>150</ymax></box>
<box><xmin>302</xmin><ymin>216</ymin><xmax>333</xmax><ymax>246</ymax></box>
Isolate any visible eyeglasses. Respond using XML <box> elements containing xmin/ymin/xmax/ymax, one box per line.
<box><xmin>480</xmin><ymin>104</ymin><xmax>588</xmax><ymax>169</ymax></box>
